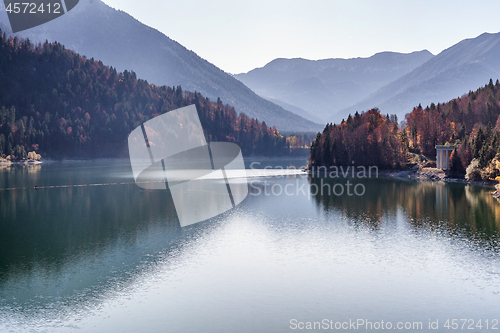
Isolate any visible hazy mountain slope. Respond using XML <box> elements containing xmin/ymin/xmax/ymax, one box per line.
<box><xmin>0</xmin><ymin>0</ymin><xmax>321</xmax><ymax>132</ymax></box>
<box><xmin>0</xmin><ymin>20</ymin><xmax>9</xmax><ymax>33</ymax></box>
<box><xmin>234</xmin><ymin>50</ymin><xmax>433</xmax><ymax>121</ymax></box>
<box><xmin>263</xmin><ymin>97</ymin><xmax>323</xmax><ymax>124</ymax></box>
<box><xmin>340</xmin><ymin>32</ymin><xmax>500</xmax><ymax>121</ymax></box>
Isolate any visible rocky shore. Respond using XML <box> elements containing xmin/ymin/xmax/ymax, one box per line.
<box><xmin>0</xmin><ymin>152</ymin><xmax>42</xmax><ymax>165</ymax></box>
<box><xmin>378</xmin><ymin>166</ymin><xmax>498</xmax><ymax>186</ymax></box>
<box><xmin>0</xmin><ymin>158</ymin><xmax>42</xmax><ymax>166</ymax></box>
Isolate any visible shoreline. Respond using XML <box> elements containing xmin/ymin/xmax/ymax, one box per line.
<box><xmin>307</xmin><ymin>166</ymin><xmax>498</xmax><ymax>189</ymax></box>
<box><xmin>0</xmin><ymin>160</ymin><xmax>43</xmax><ymax>166</ymax></box>
<box><xmin>377</xmin><ymin>167</ymin><xmax>498</xmax><ymax>188</ymax></box>
<box><xmin>2</xmin><ymin>158</ymin><xmax>499</xmax><ymax>193</ymax></box>
<box><xmin>0</xmin><ymin>157</ymin><xmax>134</xmax><ymax>165</ymax></box>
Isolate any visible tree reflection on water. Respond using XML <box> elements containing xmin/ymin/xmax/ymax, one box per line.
<box><xmin>309</xmin><ymin>176</ymin><xmax>500</xmax><ymax>243</ymax></box>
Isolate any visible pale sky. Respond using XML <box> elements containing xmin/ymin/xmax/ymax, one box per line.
<box><xmin>101</xmin><ymin>0</ymin><xmax>500</xmax><ymax>74</ymax></box>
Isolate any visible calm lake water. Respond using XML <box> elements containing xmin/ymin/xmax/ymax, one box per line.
<box><xmin>1</xmin><ymin>159</ymin><xmax>500</xmax><ymax>332</ymax></box>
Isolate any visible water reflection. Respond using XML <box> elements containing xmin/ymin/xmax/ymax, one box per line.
<box><xmin>0</xmin><ymin>159</ymin><xmax>308</xmax><ymax>313</ymax></box>
<box><xmin>2</xmin><ymin>161</ymin><xmax>500</xmax><ymax>330</ymax></box>
<box><xmin>309</xmin><ymin>176</ymin><xmax>500</xmax><ymax>241</ymax></box>
<box><xmin>0</xmin><ymin>161</ymin><xmax>225</xmax><ymax>314</ymax></box>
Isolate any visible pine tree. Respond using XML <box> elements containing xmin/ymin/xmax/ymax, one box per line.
<box><xmin>0</xmin><ymin>134</ymin><xmax>4</xmax><ymax>156</ymax></box>
<box><xmin>473</xmin><ymin>127</ymin><xmax>485</xmax><ymax>159</ymax></box>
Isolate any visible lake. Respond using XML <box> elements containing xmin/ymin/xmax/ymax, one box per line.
<box><xmin>1</xmin><ymin>159</ymin><xmax>499</xmax><ymax>332</ymax></box>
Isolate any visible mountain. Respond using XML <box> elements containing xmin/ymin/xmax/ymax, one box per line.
<box><xmin>234</xmin><ymin>51</ymin><xmax>434</xmax><ymax>122</ymax></box>
<box><xmin>0</xmin><ymin>0</ymin><xmax>321</xmax><ymax>132</ymax></box>
<box><xmin>340</xmin><ymin>32</ymin><xmax>500</xmax><ymax>121</ymax></box>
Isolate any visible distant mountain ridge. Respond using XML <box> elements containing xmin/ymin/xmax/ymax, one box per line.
<box><xmin>0</xmin><ymin>0</ymin><xmax>321</xmax><ymax>132</ymax></box>
<box><xmin>340</xmin><ymin>32</ymin><xmax>500</xmax><ymax>121</ymax></box>
<box><xmin>235</xmin><ymin>50</ymin><xmax>434</xmax><ymax>122</ymax></box>
<box><xmin>237</xmin><ymin>31</ymin><xmax>500</xmax><ymax>125</ymax></box>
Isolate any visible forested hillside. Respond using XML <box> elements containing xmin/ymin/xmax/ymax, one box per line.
<box><xmin>309</xmin><ymin>79</ymin><xmax>500</xmax><ymax>181</ymax></box>
<box><xmin>405</xmin><ymin>78</ymin><xmax>500</xmax><ymax>179</ymax></box>
<box><xmin>0</xmin><ymin>31</ymin><xmax>288</xmax><ymax>159</ymax></box>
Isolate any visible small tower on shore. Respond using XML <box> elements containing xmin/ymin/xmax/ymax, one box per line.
<box><xmin>435</xmin><ymin>145</ymin><xmax>455</xmax><ymax>170</ymax></box>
